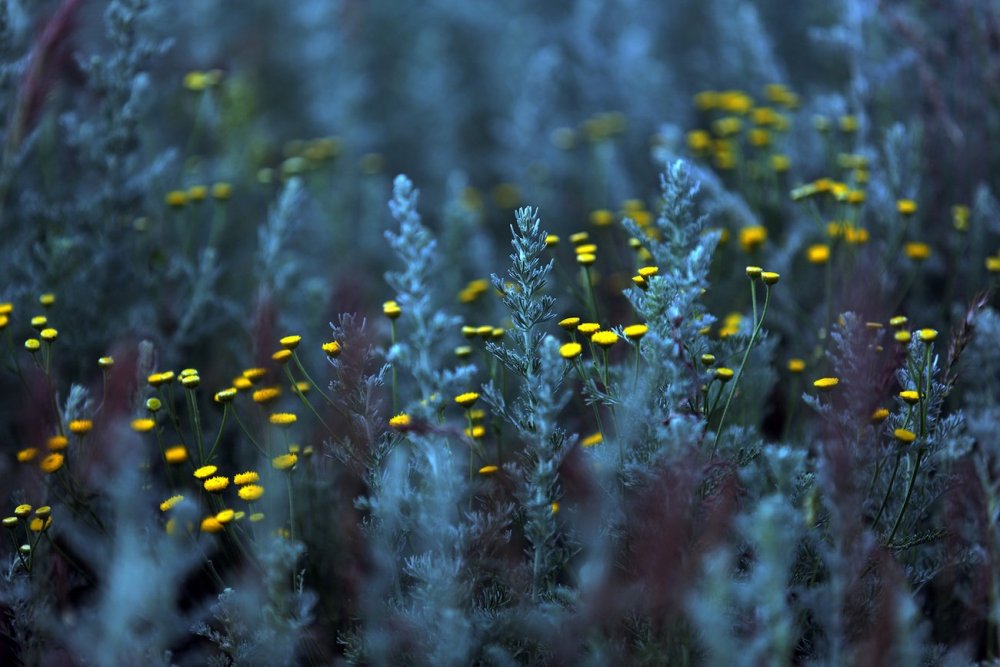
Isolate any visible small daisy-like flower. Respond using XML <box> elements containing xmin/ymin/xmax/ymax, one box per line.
<box><xmin>455</xmin><ymin>392</ymin><xmax>479</xmax><ymax>408</ymax></box>
<box><xmin>280</xmin><ymin>335</ymin><xmax>301</xmax><ymax>349</ymax></box>
<box><xmin>34</xmin><ymin>506</ymin><xmax>51</xmax><ymax>518</ymax></box>
<box><xmin>252</xmin><ymin>387</ymin><xmax>281</xmax><ymax>404</ymax></box>
<box><xmin>234</xmin><ymin>471</ymin><xmax>259</xmax><ymax>485</ymax></box>
<box><xmin>164</xmin><ymin>446</ymin><xmax>187</xmax><ymax>464</ymax></box>
<box><xmin>813</xmin><ymin>377</ymin><xmax>839</xmax><ymax>391</ymax></box>
<box><xmin>131</xmin><ymin>418</ymin><xmax>156</xmax><ymax>433</ymax></box>
<box><xmin>239</xmin><ymin>483</ymin><xmax>266</xmax><ymax>501</ymax></box>
<box><xmin>918</xmin><ymin>328</ymin><xmax>938</xmax><ymax>343</ymax></box>
<box><xmin>903</xmin><ymin>242</ymin><xmax>931</xmax><ymax>261</ymax></box>
<box><xmin>0</xmin><ymin>303</ymin><xmax>11</xmax><ymax>315</ymax></box>
<box><xmin>591</xmin><ymin>331</ymin><xmax>618</xmax><ymax>348</ymax></box>
<box><xmin>894</xmin><ymin>428</ymin><xmax>917</xmax><ymax>444</ymax></box>
<box><xmin>455</xmin><ymin>345</ymin><xmax>473</xmax><ymax>359</ymax></box>
<box><xmin>715</xmin><ymin>368</ymin><xmax>735</xmax><ymax>382</ymax></box>
<box><xmin>30</xmin><ymin>315</ymin><xmax>47</xmax><ymax>329</ymax></box>
<box><xmin>560</xmin><ymin>342</ymin><xmax>583</xmax><ymax>360</ymax></box>
<box><xmin>637</xmin><ymin>266</ymin><xmax>659</xmax><ymax>278</ymax></box>
<box><xmin>243</xmin><ymin>367</ymin><xmax>267</xmax><ymax>381</ymax></box>
<box><xmin>896</xmin><ymin>199</ymin><xmax>917</xmax><ymax>215</ymax></box>
<box><xmin>17</xmin><ymin>448</ymin><xmax>38</xmax><ymax>462</ymax></box>
<box><xmin>806</xmin><ymin>244</ymin><xmax>830</xmax><ymax>264</ymax></box>
<box><xmin>200</xmin><ymin>517</ymin><xmax>224</xmax><ymax>533</ymax></box>
<box><xmin>739</xmin><ymin>227</ymin><xmax>767</xmax><ymax>252</ymax></box>
<box><xmin>166</xmin><ymin>190</ymin><xmax>187</xmax><ymax>207</ymax></box>
<box><xmin>322</xmin><ymin>341</ymin><xmax>342</xmax><ymax>357</ymax></box>
<box><xmin>269</xmin><ymin>412</ymin><xmax>297</xmax><ymax>426</ymax></box>
<box><xmin>250</xmin><ymin>512</ymin><xmax>265</xmax><ymax>522</ymax></box>
<box><xmin>40</xmin><ymin>328</ymin><xmax>58</xmax><ymax>341</ymax></box>
<box><xmin>569</xmin><ymin>231</ymin><xmax>589</xmax><ymax>245</ymax></box>
<box><xmin>14</xmin><ymin>504</ymin><xmax>32</xmax><ymax>517</ymax></box>
<box><xmin>632</xmin><ymin>275</ymin><xmax>647</xmax><ymax>290</ymax></box>
<box><xmin>478</xmin><ymin>465</ymin><xmax>499</xmax><ymax>475</ymax></box>
<box><xmin>24</xmin><ymin>338</ymin><xmax>40</xmax><ymax>351</ymax></box>
<box><xmin>581</xmin><ymin>432</ymin><xmax>603</xmax><ymax>448</ymax></box>
<box><xmin>894</xmin><ymin>330</ymin><xmax>912</xmax><ymax>344</ymax></box>
<box><xmin>700</xmin><ymin>354</ymin><xmax>716</xmax><ymax>366</ymax></box>
<box><xmin>29</xmin><ymin>517</ymin><xmax>52</xmax><ymax>533</ymax></box>
<box><xmin>272</xmin><ymin>453</ymin><xmax>298</xmax><ymax>470</ymax></box>
<box><xmin>475</xmin><ymin>325</ymin><xmax>493</xmax><ymax>337</ymax></box>
<box><xmin>204</xmin><ymin>476</ymin><xmax>229</xmax><ymax>492</ymax></box>
<box><xmin>233</xmin><ymin>377</ymin><xmax>253</xmax><ymax>390</ymax></box>
<box><xmin>889</xmin><ymin>316</ymin><xmax>908</xmax><ymax>328</ymax></box>
<box><xmin>465</xmin><ymin>425</ymin><xmax>486</xmax><ymax>439</ymax></box>
<box><xmin>39</xmin><ymin>293</ymin><xmax>55</xmax><ymax>307</ymax></box>
<box><xmin>577</xmin><ymin>322</ymin><xmax>600</xmax><ymax>336</ymax></box>
<box><xmin>212</xmin><ymin>182</ymin><xmax>232</xmax><ymax>200</ymax></box>
<box><xmin>180</xmin><ymin>374</ymin><xmax>200</xmax><ymax>389</ymax></box>
<box><xmin>576</xmin><ymin>253</ymin><xmax>596</xmax><ymax>266</ymax></box>
<box><xmin>272</xmin><ymin>349</ymin><xmax>292</xmax><ymax>363</ymax></box>
<box><xmin>574</xmin><ymin>243</ymin><xmax>598</xmax><ymax>256</ymax></box>
<box><xmin>2</xmin><ymin>517</ymin><xmax>18</xmax><ymax>528</ymax></box>
<box><xmin>899</xmin><ymin>390</ymin><xmax>920</xmax><ymax>405</ymax></box>
<box><xmin>590</xmin><ymin>209</ymin><xmax>614</xmax><ymax>227</ymax></box>
<box><xmin>68</xmin><ymin>419</ymin><xmax>93</xmax><ymax>435</ymax></box>
<box><xmin>761</xmin><ymin>271</ymin><xmax>780</xmax><ymax>285</ymax></box>
<box><xmin>40</xmin><ymin>453</ymin><xmax>64</xmax><ymax>473</ymax></box>
<box><xmin>215</xmin><ymin>509</ymin><xmax>236</xmax><ymax>524</ymax></box>
<box><xmin>558</xmin><ymin>317</ymin><xmax>581</xmax><ymax>331</ymax></box>
<box><xmin>383</xmin><ymin>300</ymin><xmax>402</xmax><ymax>319</ymax></box>
<box><xmin>214</xmin><ymin>388</ymin><xmax>237</xmax><ymax>403</ymax></box>
<box><xmin>389</xmin><ymin>413</ymin><xmax>411</xmax><ymax>430</ymax></box>
<box><xmin>746</xmin><ymin>266</ymin><xmax>763</xmax><ymax>279</ymax></box>
<box><xmin>146</xmin><ymin>397</ymin><xmax>162</xmax><ymax>412</ymax></box>
<box><xmin>871</xmin><ymin>408</ymin><xmax>890</xmax><ymax>423</ymax></box>
<box><xmin>160</xmin><ymin>495</ymin><xmax>184</xmax><ymax>512</ymax></box>
<box><xmin>544</xmin><ymin>234</ymin><xmax>559</xmax><ymax>246</ymax></box>
<box><xmin>47</xmin><ymin>435</ymin><xmax>68</xmax><ymax>451</ymax></box>
<box><xmin>787</xmin><ymin>358</ymin><xmax>806</xmax><ymax>373</ymax></box>
<box><xmin>193</xmin><ymin>465</ymin><xmax>218</xmax><ymax>479</ymax></box>
<box><xmin>0</xmin><ymin>315</ymin><xmax>7</xmax><ymax>330</ymax></box>
<box><xmin>188</xmin><ymin>185</ymin><xmax>207</xmax><ymax>201</ymax></box>
<box><xmin>623</xmin><ymin>324</ymin><xmax>648</xmax><ymax>340</ymax></box>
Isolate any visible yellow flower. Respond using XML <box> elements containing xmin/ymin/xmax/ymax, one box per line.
<box><xmin>715</xmin><ymin>368</ymin><xmax>735</xmax><ymax>382</ymax></box>
<box><xmin>40</xmin><ymin>328</ymin><xmax>57</xmax><ymax>342</ymax></box>
<box><xmin>904</xmin><ymin>242</ymin><xmax>931</xmax><ymax>261</ymax></box>
<box><xmin>986</xmin><ymin>256</ymin><xmax>1000</xmax><ymax>273</ymax></box>
<box><xmin>214</xmin><ymin>388</ymin><xmax>237</xmax><ymax>403</ymax></box>
<box><xmin>238</xmin><ymin>485</ymin><xmax>264</xmax><ymax>501</ymax></box>
<box><xmin>591</xmin><ymin>331</ymin><xmax>618</xmax><ymax>348</ymax></box>
<box><xmin>164</xmin><ymin>446</ymin><xmax>187</xmax><ymax>464</ymax></box>
<box><xmin>383</xmin><ymin>300</ymin><xmax>402</xmax><ymax>319</ymax></box>
<box><xmin>389</xmin><ymin>413</ymin><xmax>411</xmax><ymax>430</ymax></box>
<box><xmin>637</xmin><ymin>266</ymin><xmax>659</xmax><ymax>278</ymax></box>
<box><xmin>899</xmin><ymin>390</ymin><xmax>920</xmax><ymax>405</ymax></box>
<box><xmin>894</xmin><ymin>428</ymin><xmax>917</xmax><ymax>444</ymax></box>
<box><xmin>806</xmin><ymin>244</ymin><xmax>830</xmax><ymax>264</ymax></box>
<box><xmin>215</xmin><ymin>509</ymin><xmax>235</xmax><ymax>524</ymax></box>
<box><xmin>739</xmin><ymin>226</ymin><xmax>767</xmax><ymax>252</ymax></box>
<box><xmin>200</xmin><ymin>517</ymin><xmax>224</xmax><ymax>533</ymax></box>
<box><xmin>569</xmin><ymin>231</ymin><xmax>590</xmax><ymax>245</ymax></box>
<box><xmin>574</xmin><ymin>243</ymin><xmax>598</xmax><ymax>256</ymax></box>
<box><xmin>160</xmin><ymin>495</ymin><xmax>184</xmax><ymax>512</ymax></box>
<box><xmin>590</xmin><ymin>209</ymin><xmax>614</xmax><ymax>227</ymax></box>
<box><xmin>700</xmin><ymin>354</ymin><xmax>716</xmax><ymax>366</ymax></box>
<box><xmin>16</xmin><ymin>447</ymin><xmax>38</xmax><ymax>463</ymax></box>
<box><xmin>813</xmin><ymin>377</ymin><xmax>839</xmax><ymax>391</ymax></box>
<box><xmin>544</xmin><ymin>234</ymin><xmax>560</xmax><ymax>247</ymax></box>
<box><xmin>40</xmin><ymin>453</ymin><xmax>64</xmax><ymax>473</ymax></box>
<box><xmin>29</xmin><ymin>517</ymin><xmax>52</xmax><ymax>533</ymax></box>
<box><xmin>193</xmin><ymin>465</ymin><xmax>218</xmax><ymax>479</ymax></box>
<box><xmin>131</xmin><ymin>418</ymin><xmax>156</xmax><ymax>433</ymax></box>
<box><xmin>203</xmin><ymin>476</ymin><xmax>229</xmax><ymax>492</ymax></box>
<box><xmin>745</xmin><ymin>266</ymin><xmax>763</xmax><ymax>279</ymax></box>
<box><xmin>455</xmin><ymin>392</ymin><xmax>480</xmax><ymax>408</ymax></box>
<box><xmin>272</xmin><ymin>453</ymin><xmax>298</xmax><ymax>470</ymax></box>
<box><xmin>252</xmin><ymin>387</ymin><xmax>281</xmax><ymax>404</ymax></box>
<box><xmin>14</xmin><ymin>504</ymin><xmax>32</xmax><ymax>517</ymax></box>
<box><xmin>188</xmin><ymin>185</ymin><xmax>208</xmax><ymax>201</ymax></box>
<box><xmin>918</xmin><ymin>328</ymin><xmax>938</xmax><ymax>343</ymax></box>
<box><xmin>623</xmin><ymin>324</ymin><xmax>648</xmax><ymax>340</ymax></box>
<box><xmin>280</xmin><ymin>335</ymin><xmax>301</xmax><ymax>349</ymax></box>
<box><xmin>30</xmin><ymin>315</ymin><xmax>47</xmax><ymax>329</ymax></box>
<box><xmin>787</xmin><ymin>358</ymin><xmax>806</xmax><ymax>373</ymax></box>
<box><xmin>761</xmin><ymin>271</ymin><xmax>780</xmax><ymax>285</ymax></box>
<box><xmin>894</xmin><ymin>330</ymin><xmax>912</xmax><ymax>344</ymax></box>
<box><xmin>233</xmin><ymin>377</ymin><xmax>253</xmax><ymax>390</ymax></box>
<box><xmin>559</xmin><ymin>342</ymin><xmax>583</xmax><ymax>359</ymax></box>
<box><xmin>581</xmin><ymin>432</ymin><xmax>603</xmax><ymax>448</ymax></box>
<box><xmin>576</xmin><ymin>253</ymin><xmax>596</xmax><ymax>266</ymax></box>
<box><xmin>269</xmin><ymin>412</ymin><xmax>298</xmax><ymax>426</ymax></box>
<box><xmin>465</xmin><ymin>425</ymin><xmax>486</xmax><ymax>439</ymax></box>
<box><xmin>889</xmin><ymin>316</ymin><xmax>908</xmax><ymax>328</ymax></box>
<box><xmin>322</xmin><ymin>341</ymin><xmax>342</xmax><ymax>358</ymax></box>
<box><xmin>165</xmin><ymin>190</ymin><xmax>188</xmax><ymax>207</ymax></box>
<box><xmin>68</xmin><ymin>419</ymin><xmax>93</xmax><ymax>435</ymax></box>
<box><xmin>896</xmin><ymin>199</ymin><xmax>917</xmax><ymax>216</ymax></box>
<box><xmin>181</xmin><ymin>374</ymin><xmax>200</xmax><ymax>389</ymax></box>
<box><xmin>632</xmin><ymin>275</ymin><xmax>647</xmax><ymax>290</ymax></box>
<box><xmin>577</xmin><ymin>322</ymin><xmax>600</xmax><ymax>336</ymax></box>
<box><xmin>47</xmin><ymin>435</ymin><xmax>68</xmax><ymax>451</ymax></box>
<box><xmin>234</xmin><ymin>471</ymin><xmax>260</xmax><ymax>485</ymax></box>
<box><xmin>871</xmin><ymin>407</ymin><xmax>890</xmax><ymax>423</ymax></box>
<box><xmin>272</xmin><ymin>349</ymin><xmax>292</xmax><ymax>363</ymax></box>
<box><xmin>212</xmin><ymin>182</ymin><xmax>232</xmax><ymax>200</ymax></box>
<box><xmin>243</xmin><ymin>367</ymin><xmax>267</xmax><ymax>381</ymax></box>
<box><xmin>24</xmin><ymin>338</ymin><xmax>40</xmax><ymax>351</ymax></box>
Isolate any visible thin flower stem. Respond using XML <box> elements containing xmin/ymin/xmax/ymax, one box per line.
<box><xmin>885</xmin><ymin>448</ymin><xmax>925</xmax><ymax>546</ymax></box>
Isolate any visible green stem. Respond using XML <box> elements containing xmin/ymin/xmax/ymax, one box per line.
<box><xmin>885</xmin><ymin>448</ymin><xmax>925</xmax><ymax>546</ymax></box>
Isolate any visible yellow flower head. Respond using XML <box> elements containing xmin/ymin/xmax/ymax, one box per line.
<box><xmin>24</xmin><ymin>338</ymin><xmax>40</xmax><ymax>352</ymax></box>
<box><xmin>383</xmin><ymin>300</ymin><xmax>402</xmax><ymax>319</ymax></box>
<box><xmin>14</xmin><ymin>504</ymin><xmax>32</xmax><ymax>518</ymax></box>
<box><xmin>559</xmin><ymin>342</ymin><xmax>583</xmax><ymax>360</ymax></box>
<box><xmin>894</xmin><ymin>428</ymin><xmax>917</xmax><ymax>444</ymax></box>
<box><xmin>637</xmin><ymin>266</ymin><xmax>659</xmax><ymax>278</ymax></box>
<box><xmin>40</xmin><ymin>453</ymin><xmax>64</xmax><ymax>473</ymax></box>
<box><xmin>131</xmin><ymin>418</ymin><xmax>156</xmax><ymax>433</ymax></box>
<box><xmin>68</xmin><ymin>419</ymin><xmax>93</xmax><ymax>435</ymax></box>
<box><xmin>180</xmin><ymin>374</ymin><xmax>200</xmax><ymax>389</ymax></box>
<box><xmin>558</xmin><ymin>317</ymin><xmax>581</xmax><ymax>331</ymax></box>
<box><xmin>896</xmin><ymin>199</ymin><xmax>917</xmax><ymax>216</ymax></box>
<box><xmin>591</xmin><ymin>331</ymin><xmax>618</xmax><ymax>348</ymax></box>
<box><xmin>269</xmin><ymin>412</ymin><xmax>298</xmax><ymax>427</ymax></box>
<box><xmin>871</xmin><ymin>408</ymin><xmax>890</xmax><ymax>423</ymax></box>
<box><xmin>715</xmin><ymin>367</ymin><xmax>735</xmax><ymax>382</ymax></box>
<box><xmin>243</xmin><ymin>367</ymin><xmax>267</xmax><ymax>382</ymax></box>
<box><xmin>214</xmin><ymin>388</ymin><xmax>237</xmax><ymax>403</ymax></box>
<box><xmin>918</xmin><ymin>328</ymin><xmax>938</xmax><ymax>343</ymax></box>
<box><xmin>581</xmin><ymin>432</ymin><xmax>603</xmax><ymax>448</ymax></box>
<box><xmin>889</xmin><ymin>316</ymin><xmax>908</xmax><ymax>328</ymax></box>
<box><xmin>165</xmin><ymin>190</ymin><xmax>188</xmax><ymax>207</ymax></box>
<box><xmin>746</xmin><ymin>266</ymin><xmax>763</xmax><ymax>279</ymax></box>
<box><xmin>40</xmin><ymin>328</ymin><xmax>57</xmax><ymax>342</ymax></box>
<box><xmin>761</xmin><ymin>271</ymin><xmax>780</xmax><ymax>285</ymax></box>
<box><xmin>903</xmin><ymin>242</ymin><xmax>931</xmax><ymax>261</ymax></box>
<box><xmin>47</xmin><ymin>435</ymin><xmax>68</xmax><ymax>451</ymax></box>
<box><xmin>569</xmin><ymin>231</ymin><xmax>589</xmax><ymax>245</ymax></box>
<box><xmin>271</xmin><ymin>349</ymin><xmax>292</xmax><ymax>363</ymax></box>
<box><xmin>894</xmin><ymin>330</ymin><xmax>912</xmax><ymax>344</ymax></box>
<box><xmin>30</xmin><ymin>315</ymin><xmax>47</xmax><ymax>329</ymax></box>
<box><xmin>478</xmin><ymin>465</ymin><xmax>499</xmax><ymax>475</ymax></box>
<box><xmin>544</xmin><ymin>234</ymin><xmax>560</xmax><ymax>247</ymax></box>
<box><xmin>455</xmin><ymin>392</ymin><xmax>480</xmax><ymax>408</ymax></box>
<box><xmin>252</xmin><ymin>387</ymin><xmax>281</xmax><ymax>404</ymax></box>
<box><xmin>200</xmin><ymin>516</ymin><xmax>224</xmax><ymax>533</ymax></box>
<box><xmin>164</xmin><ymin>446</ymin><xmax>187</xmax><ymax>464</ymax></box>
<box><xmin>16</xmin><ymin>447</ymin><xmax>38</xmax><ymax>463</ymax></box>
<box><xmin>577</xmin><ymin>322</ymin><xmax>600</xmax><ymax>336</ymax></box>
<box><xmin>787</xmin><ymin>358</ymin><xmax>806</xmax><ymax>373</ymax></box>
<box><xmin>576</xmin><ymin>253</ymin><xmax>596</xmax><ymax>266</ymax></box>
<box><xmin>160</xmin><ymin>495</ymin><xmax>184</xmax><ymax>512</ymax></box>
<box><xmin>701</xmin><ymin>354</ymin><xmax>716</xmax><ymax>366</ymax></box>
<box><xmin>739</xmin><ymin>226</ymin><xmax>767</xmax><ymax>252</ymax></box>
<box><xmin>623</xmin><ymin>324</ymin><xmax>648</xmax><ymax>340</ymax></box>
<box><xmin>590</xmin><ymin>209</ymin><xmax>615</xmax><ymax>227</ymax></box>
<box><xmin>813</xmin><ymin>377</ymin><xmax>839</xmax><ymax>391</ymax></box>
<box><xmin>203</xmin><ymin>476</ymin><xmax>229</xmax><ymax>492</ymax></box>
<box><xmin>807</xmin><ymin>244</ymin><xmax>830</xmax><ymax>264</ymax></box>
<box><xmin>215</xmin><ymin>509</ymin><xmax>235</xmax><ymax>524</ymax></box>
<box><xmin>193</xmin><ymin>465</ymin><xmax>218</xmax><ymax>479</ymax></box>
<box><xmin>234</xmin><ymin>471</ymin><xmax>260</xmax><ymax>485</ymax></box>
<box><xmin>29</xmin><ymin>517</ymin><xmax>52</xmax><ymax>533</ymax></box>
<box><xmin>272</xmin><ymin>453</ymin><xmax>298</xmax><ymax>470</ymax></box>
<box><xmin>280</xmin><ymin>335</ymin><xmax>301</xmax><ymax>349</ymax></box>
<box><xmin>238</xmin><ymin>485</ymin><xmax>264</xmax><ymax>501</ymax></box>
<box><xmin>899</xmin><ymin>390</ymin><xmax>920</xmax><ymax>405</ymax></box>
<box><xmin>322</xmin><ymin>341</ymin><xmax>342</xmax><ymax>358</ymax></box>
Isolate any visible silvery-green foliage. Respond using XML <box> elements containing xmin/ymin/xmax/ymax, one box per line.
<box><xmin>384</xmin><ymin>174</ymin><xmax>475</xmax><ymax>407</ymax></box>
<box><xmin>257</xmin><ymin>177</ymin><xmax>305</xmax><ymax>299</ymax></box>
<box><xmin>195</xmin><ymin>539</ymin><xmax>316</xmax><ymax>667</ymax></box>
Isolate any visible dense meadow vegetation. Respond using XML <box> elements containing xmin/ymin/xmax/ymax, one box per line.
<box><xmin>3</xmin><ymin>0</ymin><xmax>1000</xmax><ymax>664</ymax></box>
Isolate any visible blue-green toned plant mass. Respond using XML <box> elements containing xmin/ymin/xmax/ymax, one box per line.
<box><xmin>2</xmin><ymin>0</ymin><xmax>1000</xmax><ymax>664</ymax></box>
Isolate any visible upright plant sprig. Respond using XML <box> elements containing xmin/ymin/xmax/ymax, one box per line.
<box><xmin>384</xmin><ymin>175</ymin><xmax>474</xmax><ymax>408</ymax></box>
<box><xmin>482</xmin><ymin>207</ymin><xmax>571</xmax><ymax>598</ymax></box>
